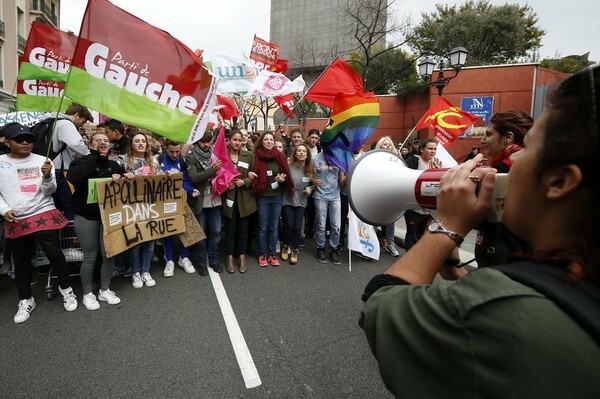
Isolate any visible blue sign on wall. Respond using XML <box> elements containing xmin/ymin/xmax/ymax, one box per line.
<box><xmin>461</xmin><ymin>96</ymin><xmax>494</xmax><ymax>125</ymax></box>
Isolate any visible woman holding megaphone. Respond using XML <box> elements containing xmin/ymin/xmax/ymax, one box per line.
<box><xmin>360</xmin><ymin>65</ymin><xmax>600</xmax><ymax>398</ymax></box>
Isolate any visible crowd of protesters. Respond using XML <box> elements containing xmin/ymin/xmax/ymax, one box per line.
<box><xmin>0</xmin><ymin>104</ymin><xmax>535</xmax><ymax>325</ymax></box>
<box><xmin>0</xmin><ymin>110</ymin><xmax>402</xmax><ymax>324</ymax></box>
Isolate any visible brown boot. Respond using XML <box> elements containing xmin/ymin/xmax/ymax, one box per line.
<box><xmin>226</xmin><ymin>255</ymin><xmax>235</xmax><ymax>273</ymax></box>
<box><xmin>290</xmin><ymin>248</ymin><xmax>299</xmax><ymax>265</ymax></box>
<box><xmin>238</xmin><ymin>254</ymin><xmax>247</xmax><ymax>273</ymax></box>
<box><xmin>280</xmin><ymin>244</ymin><xmax>289</xmax><ymax>261</ymax></box>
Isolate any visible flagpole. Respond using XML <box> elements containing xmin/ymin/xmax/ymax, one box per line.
<box><xmin>399</xmin><ymin>126</ymin><xmax>417</xmax><ymax>151</ymax></box>
<box><xmin>3</xmin><ymin>79</ymin><xmax>18</xmax><ymax>121</ymax></box>
<box><xmin>279</xmin><ymin>57</ymin><xmax>339</xmax><ymax>124</ymax></box>
<box><xmin>348</xmin><ymin>246</ymin><xmax>352</xmax><ymax>272</ymax></box>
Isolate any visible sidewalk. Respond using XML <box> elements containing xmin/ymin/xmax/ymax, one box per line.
<box><xmin>394</xmin><ymin>217</ymin><xmax>478</xmax><ymax>268</ymax></box>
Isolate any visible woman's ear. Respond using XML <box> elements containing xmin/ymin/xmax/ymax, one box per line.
<box><xmin>505</xmin><ymin>132</ymin><xmax>515</xmax><ymax>144</ymax></box>
<box><xmin>545</xmin><ymin>164</ymin><xmax>583</xmax><ymax>199</ymax></box>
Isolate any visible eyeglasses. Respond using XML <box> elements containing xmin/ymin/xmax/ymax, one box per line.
<box><xmin>12</xmin><ymin>135</ymin><xmax>33</xmax><ymax>144</ymax></box>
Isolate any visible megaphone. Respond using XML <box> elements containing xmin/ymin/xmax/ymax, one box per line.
<box><xmin>347</xmin><ymin>150</ymin><xmax>508</xmax><ymax>226</ymax></box>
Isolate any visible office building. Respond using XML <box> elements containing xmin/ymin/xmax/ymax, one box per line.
<box><xmin>0</xmin><ymin>0</ymin><xmax>60</xmax><ymax>113</ymax></box>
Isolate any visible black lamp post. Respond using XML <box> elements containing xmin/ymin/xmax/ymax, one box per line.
<box><xmin>418</xmin><ymin>46</ymin><xmax>469</xmax><ymax>96</ymax></box>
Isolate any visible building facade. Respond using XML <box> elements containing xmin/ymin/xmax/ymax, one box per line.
<box><xmin>297</xmin><ymin>63</ymin><xmax>569</xmax><ymax>162</ymax></box>
<box><xmin>0</xmin><ymin>0</ymin><xmax>60</xmax><ymax>113</ymax></box>
<box><xmin>270</xmin><ymin>0</ymin><xmax>386</xmax><ymax>69</ymax></box>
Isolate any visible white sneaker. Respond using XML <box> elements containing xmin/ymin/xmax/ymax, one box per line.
<box><xmin>177</xmin><ymin>257</ymin><xmax>195</xmax><ymax>274</ymax></box>
<box><xmin>58</xmin><ymin>286</ymin><xmax>78</xmax><ymax>312</ymax></box>
<box><xmin>141</xmin><ymin>272</ymin><xmax>156</xmax><ymax>287</ymax></box>
<box><xmin>132</xmin><ymin>272</ymin><xmax>143</xmax><ymax>289</ymax></box>
<box><xmin>98</xmin><ymin>289</ymin><xmax>121</xmax><ymax>305</ymax></box>
<box><xmin>14</xmin><ymin>297</ymin><xmax>36</xmax><ymax>324</ymax></box>
<box><xmin>164</xmin><ymin>260</ymin><xmax>175</xmax><ymax>277</ymax></box>
<box><xmin>385</xmin><ymin>243</ymin><xmax>400</xmax><ymax>257</ymax></box>
<box><xmin>82</xmin><ymin>292</ymin><xmax>100</xmax><ymax>311</ymax></box>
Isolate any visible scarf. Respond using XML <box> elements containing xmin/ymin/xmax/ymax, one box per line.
<box><xmin>252</xmin><ymin>148</ymin><xmax>294</xmax><ymax>196</ymax></box>
<box><xmin>492</xmin><ymin>144</ymin><xmax>523</xmax><ymax>171</ymax></box>
<box><xmin>191</xmin><ymin>145</ymin><xmax>213</xmax><ymax>170</ymax></box>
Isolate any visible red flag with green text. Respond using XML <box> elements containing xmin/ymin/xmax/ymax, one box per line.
<box><xmin>415</xmin><ymin>97</ymin><xmax>480</xmax><ymax>147</ymax></box>
<box><xmin>16</xmin><ymin>22</ymin><xmax>78</xmax><ymax>112</ymax></box>
<box><xmin>64</xmin><ymin>0</ymin><xmax>216</xmax><ymax>144</ymax></box>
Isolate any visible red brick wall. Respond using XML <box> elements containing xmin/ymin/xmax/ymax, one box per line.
<box><xmin>276</xmin><ymin>64</ymin><xmax>570</xmax><ymax>160</ymax></box>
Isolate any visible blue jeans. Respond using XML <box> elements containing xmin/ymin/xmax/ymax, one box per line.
<box><xmin>195</xmin><ymin>206</ymin><xmax>222</xmax><ymax>266</ymax></box>
<box><xmin>256</xmin><ymin>195</ymin><xmax>283</xmax><ymax>255</ymax></box>
<box><xmin>384</xmin><ymin>223</ymin><xmax>395</xmax><ymax>245</ymax></box>
<box><xmin>129</xmin><ymin>240</ymin><xmax>155</xmax><ymax>274</ymax></box>
<box><xmin>314</xmin><ymin>198</ymin><xmax>341</xmax><ymax>250</ymax></box>
<box><xmin>163</xmin><ymin>235</ymin><xmax>189</xmax><ymax>261</ymax></box>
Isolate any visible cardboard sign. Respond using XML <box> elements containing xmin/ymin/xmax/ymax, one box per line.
<box><xmin>178</xmin><ymin>202</ymin><xmax>205</xmax><ymax>248</ymax></box>
<box><xmin>87</xmin><ymin>177</ymin><xmax>112</xmax><ymax>204</ymax></box>
<box><xmin>97</xmin><ymin>174</ymin><xmax>186</xmax><ymax>257</ymax></box>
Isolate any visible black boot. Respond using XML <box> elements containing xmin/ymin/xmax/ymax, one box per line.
<box><xmin>329</xmin><ymin>248</ymin><xmax>341</xmax><ymax>265</ymax></box>
<box><xmin>316</xmin><ymin>248</ymin><xmax>327</xmax><ymax>263</ymax></box>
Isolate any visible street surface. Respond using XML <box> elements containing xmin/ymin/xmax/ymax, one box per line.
<box><xmin>0</xmin><ymin>218</ymin><xmax>478</xmax><ymax>398</ymax></box>
<box><xmin>0</xmin><ymin>237</ymin><xmax>395</xmax><ymax>399</ymax></box>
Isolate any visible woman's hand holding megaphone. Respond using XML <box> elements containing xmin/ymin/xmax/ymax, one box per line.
<box><xmin>436</xmin><ymin>154</ymin><xmax>497</xmax><ymax>238</ymax></box>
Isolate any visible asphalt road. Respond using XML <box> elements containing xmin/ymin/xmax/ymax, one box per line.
<box><xmin>0</xmin><ymin>238</ymin><xmax>396</xmax><ymax>399</ymax></box>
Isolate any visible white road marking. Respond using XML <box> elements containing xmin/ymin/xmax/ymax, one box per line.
<box><xmin>208</xmin><ymin>268</ymin><xmax>262</xmax><ymax>389</ymax></box>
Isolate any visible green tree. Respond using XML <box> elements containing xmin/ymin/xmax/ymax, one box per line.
<box><xmin>540</xmin><ymin>53</ymin><xmax>594</xmax><ymax>74</ymax></box>
<box><xmin>348</xmin><ymin>45</ymin><xmax>427</xmax><ymax>96</ymax></box>
<box><xmin>409</xmin><ymin>0</ymin><xmax>545</xmax><ymax>65</ymax></box>
<box><xmin>341</xmin><ymin>0</ymin><xmax>414</xmax><ymax>88</ymax></box>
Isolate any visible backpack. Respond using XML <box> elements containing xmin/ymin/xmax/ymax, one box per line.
<box><xmin>31</xmin><ymin>118</ymin><xmax>68</xmax><ymax>160</ymax></box>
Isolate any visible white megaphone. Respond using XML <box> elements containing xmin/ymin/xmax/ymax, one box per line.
<box><xmin>347</xmin><ymin>150</ymin><xmax>508</xmax><ymax>226</ymax></box>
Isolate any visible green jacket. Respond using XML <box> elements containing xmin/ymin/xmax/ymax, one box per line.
<box><xmin>185</xmin><ymin>150</ymin><xmax>217</xmax><ymax>214</ymax></box>
<box><xmin>221</xmin><ymin>149</ymin><xmax>257</xmax><ymax>219</ymax></box>
<box><xmin>360</xmin><ymin>268</ymin><xmax>600</xmax><ymax>398</ymax></box>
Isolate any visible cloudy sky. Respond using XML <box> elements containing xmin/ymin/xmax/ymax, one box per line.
<box><xmin>60</xmin><ymin>0</ymin><xmax>599</xmax><ymax>61</ymax></box>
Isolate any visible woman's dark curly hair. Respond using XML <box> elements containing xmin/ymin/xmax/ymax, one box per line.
<box><xmin>489</xmin><ymin>109</ymin><xmax>534</xmax><ymax>146</ymax></box>
<box><xmin>519</xmin><ymin>65</ymin><xmax>600</xmax><ymax>283</ymax></box>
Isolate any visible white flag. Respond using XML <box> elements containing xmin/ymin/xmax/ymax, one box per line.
<box><xmin>347</xmin><ymin>210</ymin><xmax>380</xmax><ymax>260</ymax></box>
<box><xmin>211</xmin><ymin>55</ymin><xmax>259</xmax><ymax>94</ymax></box>
<box><xmin>435</xmin><ymin>143</ymin><xmax>458</xmax><ymax>167</ymax></box>
<box><xmin>246</xmin><ymin>70</ymin><xmax>305</xmax><ymax>97</ymax></box>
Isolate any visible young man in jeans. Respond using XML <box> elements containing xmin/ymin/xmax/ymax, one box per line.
<box><xmin>312</xmin><ymin>152</ymin><xmax>342</xmax><ymax>265</ymax></box>
<box><xmin>0</xmin><ymin>123</ymin><xmax>78</xmax><ymax>323</ymax></box>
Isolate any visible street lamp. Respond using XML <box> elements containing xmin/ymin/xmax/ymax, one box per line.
<box><xmin>418</xmin><ymin>46</ymin><xmax>469</xmax><ymax>96</ymax></box>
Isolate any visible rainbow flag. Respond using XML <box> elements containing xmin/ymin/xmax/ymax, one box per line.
<box><xmin>321</xmin><ymin>92</ymin><xmax>380</xmax><ymax>173</ymax></box>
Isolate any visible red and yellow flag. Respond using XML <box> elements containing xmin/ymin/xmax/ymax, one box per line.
<box><xmin>416</xmin><ymin>97</ymin><xmax>480</xmax><ymax>147</ymax></box>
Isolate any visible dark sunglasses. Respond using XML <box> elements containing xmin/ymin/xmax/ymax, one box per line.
<box><xmin>12</xmin><ymin>135</ymin><xmax>33</xmax><ymax>144</ymax></box>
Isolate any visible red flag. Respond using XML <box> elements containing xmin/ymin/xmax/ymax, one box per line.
<box><xmin>16</xmin><ymin>22</ymin><xmax>79</xmax><ymax>111</ymax></box>
<box><xmin>274</xmin><ymin>93</ymin><xmax>295</xmax><ymax>118</ymax></box>
<box><xmin>304</xmin><ymin>57</ymin><xmax>364</xmax><ymax>109</ymax></box>
<box><xmin>250</xmin><ymin>35</ymin><xmax>279</xmax><ymax>70</ymax></box>
<box><xmin>216</xmin><ymin>95</ymin><xmax>239</xmax><ymax>121</ymax></box>
<box><xmin>65</xmin><ymin>0</ymin><xmax>215</xmax><ymax>144</ymax></box>
<box><xmin>210</xmin><ymin>127</ymin><xmax>240</xmax><ymax>197</ymax></box>
<box><xmin>271</xmin><ymin>58</ymin><xmax>288</xmax><ymax>74</ymax></box>
<box><xmin>415</xmin><ymin>97</ymin><xmax>481</xmax><ymax>147</ymax></box>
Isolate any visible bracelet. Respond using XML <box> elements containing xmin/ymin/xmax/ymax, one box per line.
<box><xmin>445</xmin><ymin>256</ymin><xmax>462</xmax><ymax>267</ymax></box>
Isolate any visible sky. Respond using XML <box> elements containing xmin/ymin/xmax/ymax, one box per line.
<box><xmin>60</xmin><ymin>0</ymin><xmax>599</xmax><ymax>62</ymax></box>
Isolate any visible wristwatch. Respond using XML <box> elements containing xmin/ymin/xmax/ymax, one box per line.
<box><xmin>428</xmin><ymin>219</ymin><xmax>464</xmax><ymax>247</ymax></box>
